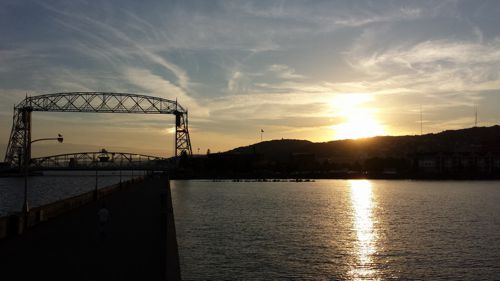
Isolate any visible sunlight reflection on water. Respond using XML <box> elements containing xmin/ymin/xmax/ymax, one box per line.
<box><xmin>349</xmin><ymin>180</ymin><xmax>378</xmax><ymax>280</ymax></box>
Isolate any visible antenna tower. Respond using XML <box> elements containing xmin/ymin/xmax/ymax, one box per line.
<box><xmin>474</xmin><ymin>104</ymin><xmax>478</xmax><ymax>127</ymax></box>
<box><xmin>420</xmin><ymin>105</ymin><xmax>423</xmax><ymax>135</ymax></box>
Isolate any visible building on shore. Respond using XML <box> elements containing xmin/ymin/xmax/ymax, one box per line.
<box><xmin>414</xmin><ymin>150</ymin><xmax>500</xmax><ymax>175</ymax></box>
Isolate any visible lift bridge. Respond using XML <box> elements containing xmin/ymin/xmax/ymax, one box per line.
<box><xmin>4</xmin><ymin>92</ymin><xmax>192</xmax><ymax>171</ymax></box>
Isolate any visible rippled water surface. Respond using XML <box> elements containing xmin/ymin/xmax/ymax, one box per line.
<box><xmin>171</xmin><ymin>180</ymin><xmax>500</xmax><ymax>280</ymax></box>
<box><xmin>0</xmin><ymin>171</ymin><xmax>136</xmax><ymax>215</ymax></box>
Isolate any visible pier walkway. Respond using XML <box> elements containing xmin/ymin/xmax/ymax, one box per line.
<box><xmin>0</xmin><ymin>175</ymin><xmax>180</xmax><ymax>281</ymax></box>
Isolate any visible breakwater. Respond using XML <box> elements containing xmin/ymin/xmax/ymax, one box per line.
<box><xmin>0</xmin><ymin>176</ymin><xmax>145</xmax><ymax>238</ymax></box>
<box><xmin>0</xmin><ymin>174</ymin><xmax>180</xmax><ymax>281</ymax></box>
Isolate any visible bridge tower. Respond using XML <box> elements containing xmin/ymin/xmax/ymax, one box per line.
<box><xmin>5</xmin><ymin>99</ymin><xmax>32</xmax><ymax>170</ymax></box>
<box><xmin>175</xmin><ymin>110</ymin><xmax>192</xmax><ymax>157</ymax></box>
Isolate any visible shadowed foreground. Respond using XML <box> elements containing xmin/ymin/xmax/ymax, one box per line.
<box><xmin>0</xmin><ymin>175</ymin><xmax>180</xmax><ymax>281</ymax></box>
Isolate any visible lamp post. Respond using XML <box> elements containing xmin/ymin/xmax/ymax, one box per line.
<box><xmin>94</xmin><ymin>162</ymin><xmax>98</xmax><ymax>200</ymax></box>
<box><xmin>23</xmin><ymin>134</ymin><xmax>63</xmax><ymax>215</ymax></box>
<box><xmin>119</xmin><ymin>158</ymin><xmax>123</xmax><ymax>187</ymax></box>
<box><xmin>130</xmin><ymin>153</ymin><xmax>134</xmax><ymax>181</ymax></box>
<box><xmin>95</xmin><ymin>149</ymin><xmax>109</xmax><ymax>200</ymax></box>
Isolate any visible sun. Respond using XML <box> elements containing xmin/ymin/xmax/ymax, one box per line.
<box><xmin>330</xmin><ymin>94</ymin><xmax>385</xmax><ymax>140</ymax></box>
<box><xmin>334</xmin><ymin>109</ymin><xmax>385</xmax><ymax>139</ymax></box>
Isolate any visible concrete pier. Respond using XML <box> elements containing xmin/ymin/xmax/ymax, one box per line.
<box><xmin>0</xmin><ymin>175</ymin><xmax>180</xmax><ymax>281</ymax></box>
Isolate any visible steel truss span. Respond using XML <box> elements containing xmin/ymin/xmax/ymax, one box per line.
<box><xmin>4</xmin><ymin>92</ymin><xmax>192</xmax><ymax>168</ymax></box>
<box><xmin>30</xmin><ymin>151</ymin><xmax>172</xmax><ymax>170</ymax></box>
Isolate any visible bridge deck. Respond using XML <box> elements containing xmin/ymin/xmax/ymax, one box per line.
<box><xmin>0</xmin><ymin>175</ymin><xmax>180</xmax><ymax>281</ymax></box>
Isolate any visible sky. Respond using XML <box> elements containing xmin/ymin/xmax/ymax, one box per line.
<box><xmin>1</xmin><ymin>0</ymin><xmax>500</xmax><ymax>158</ymax></box>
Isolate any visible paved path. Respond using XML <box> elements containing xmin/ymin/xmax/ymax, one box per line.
<box><xmin>0</xmin><ymin>175</ymin><xmax>180</xmax><ymax>281</ymax></box>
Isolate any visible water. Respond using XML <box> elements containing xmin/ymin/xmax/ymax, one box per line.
<box><xmin>171</xmin><ymin>180</ymin><xmax>500</xmax><ymax>280</ymax></box>
<box><xmin>0</xmin><ymin>171</ymin><xmax>140</xmax><ymax>215</ymax></box>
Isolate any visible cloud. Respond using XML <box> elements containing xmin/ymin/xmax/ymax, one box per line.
<box><xmin>348</xmin><ymin>39</ymin><xmax>500</xmax><ymax>95</ymax></box>
<box><xmin>227</xmin><ymin>71</ymin><xmax>249</xmax><ymax>93</ymax></box>
<box><xmin>37</xmin><ymin>1</ymin><xmax>191</xmax><ymax>90</ymax></box>
<box><xmin>233</xmin><ymin>0</ymin><xmax>428</xmax><ymax>31</ymax></box>
<box><xmin>268</xmin><ymin>64</ymin><xmax>305</xmax><ymax>79</ymax></box>
<box><xmin>124</xmin><ymin>67</ymin><xmax>208</xmax><ymax>116</ymax></box>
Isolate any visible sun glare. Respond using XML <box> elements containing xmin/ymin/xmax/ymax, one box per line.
<box><xmin>330</xmin><ymin>94</ymin><xmax>385</xmax><ymax>140</ymax></box>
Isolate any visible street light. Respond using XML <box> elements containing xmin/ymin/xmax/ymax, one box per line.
<box><xmin>23</xmin><ymin>134</ymin><xmax>64</xmax><ymax>215</ymax></box>
<box><xmin>30</xmin><ymin>134</ymin><xmax>64</xmax><ymax>144</ymax></box>
<box><xmin>94</xmin><ymin>149</ymin><xmax>109</xmax><ymax>200</ymax></box>
<box><xmin>119</xmin><ymin>157</ymin><xmax>123</xmax><ymax>186</ymax></box>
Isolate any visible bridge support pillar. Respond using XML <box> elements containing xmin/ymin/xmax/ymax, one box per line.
<box><xmin>6</xmin><ymin>104</ymin><xmax>32</xmax><ymax>172</ymax></box>
<box><xmin>174</xmin><ymin>111</ymin><xmax>192</xmax><ymax>158</ymax></box>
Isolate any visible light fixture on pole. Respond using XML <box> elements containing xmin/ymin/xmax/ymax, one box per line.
<box><xmin>23</xmin><ymin>134</ymin><xmax>64</xmax><ymax>221</ymax></box>
<box><xmin>95</xmin><ymin>149</ymin><xmax>110</xmax><ymax>200</ymax></box>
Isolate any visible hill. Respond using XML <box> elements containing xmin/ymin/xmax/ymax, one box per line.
<box><xmin>226</xmin><ymin>125</ymin><xmax>500</xmax><ymax>162</ymax></box>
<box><xmin>177</xmin><ymin>125</ymin><xmax>500</xmax><ymax>179</ymax></box>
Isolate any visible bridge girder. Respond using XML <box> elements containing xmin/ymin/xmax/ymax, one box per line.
<box><xmin>4</xmin><ymin>92</ymin><xmax>193</xmax><ymax>168</ymax></box>
<box><xmin>30</xmin><ymin>150</ymin><xmax>173</xmax><ymax>170</ymax></box>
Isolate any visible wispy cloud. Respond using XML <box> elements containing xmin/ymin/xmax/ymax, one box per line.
<box><xmin>268</xmin><ymin>64</ymin><xmax>305</xmax><ymax>79</ymax></box>
<box><xmin>37</xmin><ymin>1</ymin><xmax>191</xmax><ymax>90</ymax></box>
<box><xmin>124</xmin><ymin>67</ymin><xmax>207</xmax><ymax>116</ymax></box>
<box><xmin>349</xmin><ymin>39</ymin><xmax>500</xmax><ymax>95</ymax></box>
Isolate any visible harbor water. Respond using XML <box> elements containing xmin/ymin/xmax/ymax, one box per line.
<box><xmin>0</xmin><ymin>171</ymin><xmax>138</xmax><ymax>216</ymax></box>
<box><xmin>171</xmin><ymin>180</ymin><xmax>500</xmax><ymax>280</ymax></box>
